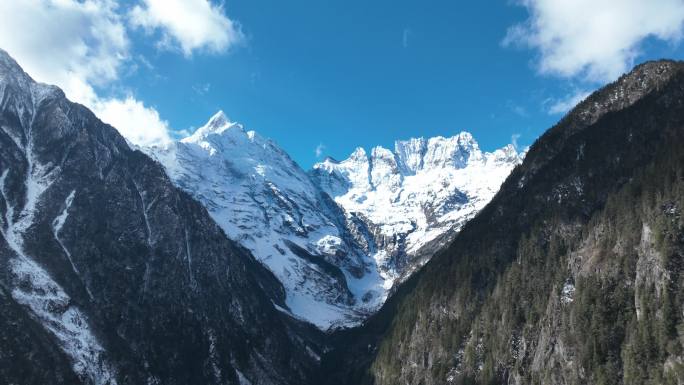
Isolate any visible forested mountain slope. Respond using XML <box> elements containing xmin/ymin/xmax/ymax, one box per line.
<box><xmin>321</xmin><ymin>60</ymin><xmax>684</xmax><ymax>385</ymax></box>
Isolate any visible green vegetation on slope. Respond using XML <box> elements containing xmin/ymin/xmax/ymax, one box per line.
<box><xmin>324</xmin><ymin>61</ymin><xmax>684</xmax><ymax>385</ymax></box>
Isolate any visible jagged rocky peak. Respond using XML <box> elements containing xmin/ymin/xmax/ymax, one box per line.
<box><xmin>0</xmin><ymin>49</ymin><xmax>61</xmax><ymax>119</ymax></box>
<box><xmin>311</xmin><ymin>131</ymin><xmax>523</xmax><ymax>287</ymax></box>
<box><xmin>491</xmin><ymin>143</ymin><xmax>521</xmax><ymax>164</ymax></box>
<box><xmin>350</xmin><ymin>146</ymin><xmax>368</xmax><ymax>160</ymax></box>
<box><xmin>177</xmin><ymin>111</ymin><xmax>300</xmax><ymax>183</ymax></box>
<box><xmin>315</xmin><ymin>130</ymin><xmax>514</xmax><ymax>192</ymax></box>
<box><xmin>206</xmin><ymin>109</ymin><xmax>230</xmax><ymax>127</ymax></box>
<box><xmin>394</xmin><ymin>136</ymin><xmax>427</xmax><ymax>174</ymax></box>
<box><xmin>374</xmin><ymin>132</ymin><xmax>490</xmax><ymax>180</ymax></box>
<box><xmin>370</xmin><ymin>146</ymin><xmax>402</xmax><ymax>190</ymax></box>
<box><xmin>317</xmin><ymin>146</ymin><xmax>373</xmax><ymax>192</ymax></box>
<box><xmin>422</xmin><ymin>131</ymin><xmax>481</xmax><ymax>169</ymax></box>
<box><xmin>181</xmin><ymin>110</ymin><xmax>249</xmax><ymax>146</ymax></box>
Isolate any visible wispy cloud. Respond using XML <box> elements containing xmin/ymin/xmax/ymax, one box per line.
<box><xmin>402</xmin><ymin>28</ymin><xmax>411</xmax><ymax>48</ymax></box>
<box><xmin>137</xmin><ymin>54</ymin><xmax>155</xmax><ymax>71</ymax></box>
<box><xmin>193</xmin><ymin>82</ymin><xmax>211</xmax><ymax>95</ymax></box>
<box><xmin>546</xmin><ymin>89</ymin><xmax>592</xmax><ymax>115</ymax></box>
<box><xmin>315</xmin><ymin>143</ymin><xmax>326</xmax><ymax>158</ymax></box>
<box><xmin>511</xmin><ymin>133</ymin><xmax>521</xmax><ymax>151</ymax></box>
<box><xmin>506</xmin><ymin>100</ymin><xmax>528</xmax><ymax>117</ymax></box>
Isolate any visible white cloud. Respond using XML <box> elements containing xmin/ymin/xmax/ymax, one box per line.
<box><xmin>0</xmin><ymin>0</ymin><xmax>127</xmax><ymax>106</ymax></box>
<box><xmin>0</xmin><ymin>0</ymin><xmax>173</xmax><ymax>147</ymax></box>
<box><xmin>546</xmin><ymin>89</ymin><xmax>592</xmax><ymax>115</ymax></box>
<box><xmin>130</xmin><ymin>0</ymin><xmax>243</xmax><ymax>56</ymax></box>
<box><xmin>315</xmin><ymin>143</ymin><xmax>326</xmax><ymax>158</ymax></box>
<box><xmin>504</xmin><ymin>0</ymin><xmax>684</xmax><ymax>82</ymax></box>
<box><xmin>94</xmin><ymin>97</ymin><xmax>171</xmax><ymax>147</ymax></box>
<box><xmin>173</xmin><ymin>128</ymin><xmax>193</xmax><ymax>138</ymax></box>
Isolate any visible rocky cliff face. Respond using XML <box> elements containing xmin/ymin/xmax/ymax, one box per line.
<box><xmin>0</xmin><ymin>49</ymin><xmax>321</xmax><ymax>385</ymax></box>
<box><xmin>321</xmin><ymin>60</ymin><xmax>684</xmax><ymax>385</ymax></box>
<box><xmin>147</xmin><ymin>112</ymin><xmax>522</xmax><ymax>330</ymax></box>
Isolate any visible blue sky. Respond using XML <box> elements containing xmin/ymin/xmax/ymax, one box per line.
<box><xmin>2</xmin><ymin>0</ymin><xmax>684</xmax><ymax>168</ymax></box>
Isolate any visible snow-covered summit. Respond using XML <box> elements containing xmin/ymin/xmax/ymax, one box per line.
<box><xmin>311</xmin><ymin>133</ymin><xmax>524</xmax><ymax>280</ymax></box>
<box><xmin>181</xmin><ymin>110</ymin><xmax>244</xmax><ymax>144</ymax></box>
<box><xmin>150</xmin><ymin>113</ymin><xmax>523</xmax><ymax>330</ymax></box>
<box><xmin>149</xmin><ymin>112</ymin><xmax>378</xmax><ymax>329</ymax></box>
<box><xmin>0</xmin><ymin>48</ymin><xmax>62</xmax><ymax>116</ymax></box>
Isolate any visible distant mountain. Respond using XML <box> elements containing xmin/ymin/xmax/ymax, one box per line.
<box><xmin>0</xmin><ymin>49</ymin><xmax>320</xmax><ymax>385</ymax></box>
<box><xmin>148</xmin><ymin>113</ymin><xmax>522</xmax><ymax>330</ymax></box>
<box><xmin>311</xmin><ymin>132</ymin><xmax>523</xmax><ymax>284</ymax></box>
<box><xmin>320</xmin><ymin>60</ymin><xmax>684</xmax><ymax>385</ymax></box>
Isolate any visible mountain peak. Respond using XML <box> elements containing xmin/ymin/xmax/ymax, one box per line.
<box><xmin>371</xmin><ymin>145</ymin><xmax>394</xmax><ymax>159</ymax></box>
<box><xmin>456</xmin><ymin>130</ymin><xmax>475</xmax><ymax>143</ymax></box>
<box><xmin>323</xmin><ymin>156</ymin><xmax>340</xmax><ymax>164</ymax></box>
<box><xmin>207</xmin><ymin>109</ymin><xmax>229</xmax><ymax>127</ymax></box>
<box><xmin>181</xmin><ymin>110</ymin><xmax>244</xmax><ymax>143</ymax></box>
<box><xmin>0</xmin><ymin>50</ymin><xmax>64</xmax><ymax>128</ymax></box>
<box><xmin>0</xmin><ymin>48</ymin><xmax>22</xmax><ymax>75</ymax></box>
<box><xmin>349</xmin><ymin>147</ymin><xmax>368</xmax><ymax>160</ymax></box>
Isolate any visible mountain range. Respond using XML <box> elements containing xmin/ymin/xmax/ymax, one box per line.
<box><xmin>145</xmin><ymin>110</ymin><xmax>522</xmax><ymax>329</ymax></box>
<box><xmin>1</xmin><ymin>48</ymin><xmax>683</xmax><ymax>385</ymax></box>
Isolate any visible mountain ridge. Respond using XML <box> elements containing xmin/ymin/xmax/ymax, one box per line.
<box><xmin>0</xmin><ymin>48</ymin><xmax>322</xmax><ymax>385</ymax></box>
<box><xmin>147</xmin><ymin>111</ymin><xmax>523</xmax><ymax>330</ymax></box>
<box><xmin>319</xmin><ymin>58</ymin><xmax>684</xmax><ymax>385</ymax></box>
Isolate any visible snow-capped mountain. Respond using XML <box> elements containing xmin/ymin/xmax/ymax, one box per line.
<box><xmin>0</xmin><ymin>49</ymin><xmax>320</xmax><ymax>385</ymax></box>
<box><xmin>149</xmin><ymin>112</ymin><xmax>377</xmax><ymax>329</ymax></box>
<box><xmin>149</xmin><ymin>113</ymin><xmax>523</xmax><ymax>330</ymax></box>
<box><xmin>311</xmin><ymin>133</ymin><xmax>524</xmax><ymax>282</ymax></box>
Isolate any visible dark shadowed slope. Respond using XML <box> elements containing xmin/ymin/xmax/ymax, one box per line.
<box><xmin>0</xmin><ymin>49</ymin><xmax>322</xmax><ymax>385</ymax></box>
<box><xmin>321</xmin><ymin>60</ymin><xmax>684</xmax><ymax>385</ymax></box>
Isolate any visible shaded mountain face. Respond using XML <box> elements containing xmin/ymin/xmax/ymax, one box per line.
<box><xmin>0</xmin><ymin>50</ymin><xmax>321</xmax><ymax>385</ymax></box>
<box><xmin>147</xmin><ymin>113</ymin><xmax>522</xmax><ymax>330</ymax></box>
<box><xmin>320</xmin><ymin>60</ymin><xmax>684</xmax><ymax>385</ymax></box>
